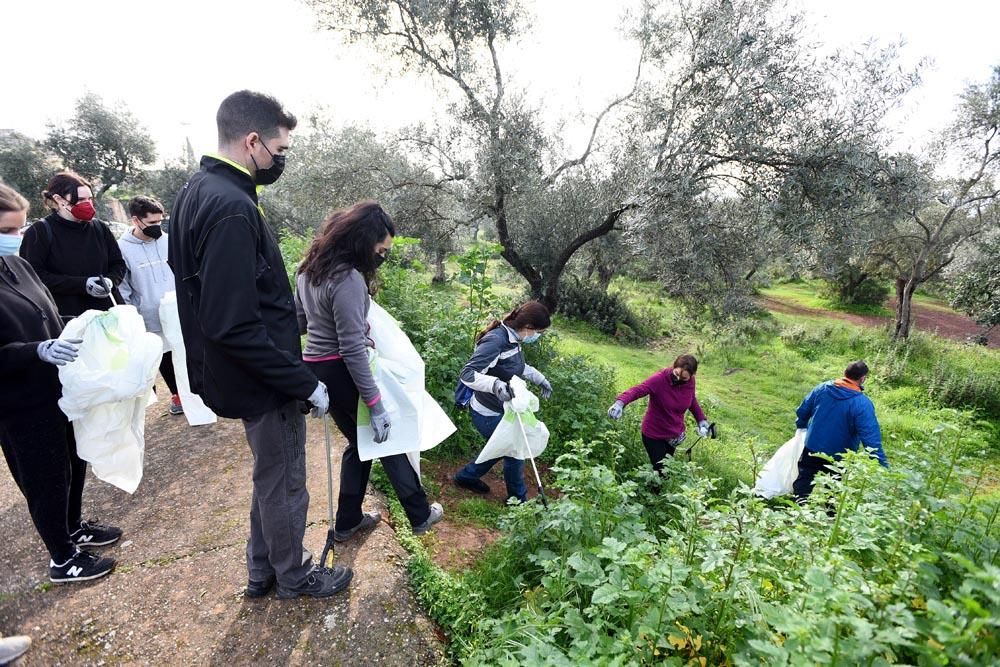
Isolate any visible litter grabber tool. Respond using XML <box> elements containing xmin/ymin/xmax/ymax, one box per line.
<box><xmin>100</xmin><ymin>275</ymin><xmax>118</xmax><ymax>306</ymax></box>
<box><xmin>683</xmin><ymin>422</ymin><xmax>717</xmax><ymax>461</ymax></box>
<box><xmin>319</xmin><ymin>414</ymin><xmax>337</xmax><ymax>568</ymax></box>
<box><xmin>516</xmin><ymin>411</ymin><xmax>549</xmax><ymax>508</ymax></box>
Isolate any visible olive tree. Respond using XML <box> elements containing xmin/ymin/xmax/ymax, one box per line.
<box><xmin>46</xmin><ymin>92</ymin><xmax>156</xmax><ymax>200</ymax></box>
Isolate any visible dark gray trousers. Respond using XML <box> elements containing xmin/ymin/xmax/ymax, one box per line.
<box><xmin>241</xmin><ymin>401</ymin><xmax>312</xmax><ymax>588</ymax></box>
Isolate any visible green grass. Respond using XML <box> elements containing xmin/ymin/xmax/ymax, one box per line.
<box><xmin>552</xmin><ymin>298</ymin><xmax>1000</xmax><ymax>490</ymax></box>
<box><xmin>760</xmin><ymin>280</ymin><xmax>894</xmax><ymax>317</ymax></box>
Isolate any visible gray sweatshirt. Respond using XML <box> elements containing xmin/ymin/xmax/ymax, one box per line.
<box><xmin>295</xmin><ymin>266</ymin><xmax>380</xmax><ymax>406</ymax></box>
<box><xmin>118</xmin><ymin>230</ymin><xmax>173</xmax><ymax>333</ymax></box>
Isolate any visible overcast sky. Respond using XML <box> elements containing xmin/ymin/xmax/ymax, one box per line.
<box><xmin>2</xmin><ymin>0</ymin><xmax>997</xmax><ymax>163</ymax></box>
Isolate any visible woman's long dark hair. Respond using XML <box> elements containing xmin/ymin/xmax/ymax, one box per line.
<box><xmin>299</xmin><ymin>200</ymin><xmax>395</xmax><ymax>286</ymax></box>
<box><xmin>476</xmin><ymin>301</ymin><xmax>551</xmax><ymax>343</ymax></box>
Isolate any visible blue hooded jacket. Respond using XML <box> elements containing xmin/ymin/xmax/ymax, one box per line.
<box><xmin>796</xmin><ymin>380</ymin><xmax>887</xmax><ymax>467</ymax></box>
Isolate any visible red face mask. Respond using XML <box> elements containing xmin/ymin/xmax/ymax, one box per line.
<box><xmin>69</xmin><ymin>200</ymin><xmax>96</xmax><ymax>222</ymax></box>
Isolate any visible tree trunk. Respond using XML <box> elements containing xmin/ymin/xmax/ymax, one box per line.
<box><xmin>432</xmin><ymin>246</ymin><xmax>447</xmax><ymax>283</ymax></box>
<box><xmin>893</xmin><ymin>275</ymin><xmax>917</xmax><ymax>340</ymax></box>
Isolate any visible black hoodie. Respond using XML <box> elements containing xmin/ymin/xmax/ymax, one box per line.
<box><xmin>0</xmin><ymin>255</ymin><xmax>64</xmax><ymax>419</ymax></box>
<box><xmin>19</xmin><ymin>212</ymin><xmax>126</xmax><ymax>317</ymax></box>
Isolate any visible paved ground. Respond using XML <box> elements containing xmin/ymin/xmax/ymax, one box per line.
<box><xmin>0</xmin><ymin>400</ymin><xmax>445</xmax><ymax>666</ymax></box>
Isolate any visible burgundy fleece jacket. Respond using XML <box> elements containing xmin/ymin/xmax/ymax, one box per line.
<box><xmin>617</xmin><ymin>369</ymin><xmax>706</xmax><ymax>440</ymax></box>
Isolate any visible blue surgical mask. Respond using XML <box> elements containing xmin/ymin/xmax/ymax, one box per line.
<box><xmin>522</xmin><ymin>333</ymin><xmax>541</xmax><ymax>344</ymax></box>
<box><xmin>0</xmin><ymin>234</ymin><xmax>22</xmax><ymax>256</ymax></box>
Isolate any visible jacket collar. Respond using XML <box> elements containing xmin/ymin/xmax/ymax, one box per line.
<box><xmin>833</xmin><ymin>377</ymin><xmax>863</xmax><ymax>392</ymax></box>
<box><xmin>201</xmin><ymin>154</ymin><xmax>262</xmax><ymax>202</ymax></box>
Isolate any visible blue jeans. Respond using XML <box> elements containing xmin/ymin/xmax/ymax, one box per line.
<box><xmin>456</xmin><ymin>410</ymin><xmax>527</xmax><ymax>502</ymax></box>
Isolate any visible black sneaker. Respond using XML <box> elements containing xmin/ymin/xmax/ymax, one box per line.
<box><xmin>454</xmin><ymin>475</ymin><xmax>491</xmax><ymax>494</ymax></box>
<box><xmin>412</xmin><ymin>502</ymin><xmax>444</xmax><ymax>536</ymax></box>
<box><xmin>70</xmin><ymin>520</ymin><xmax>122</xmax><ymax>547</ymax></box>
<box><xmin>276</xmin><ymin>565</ymin><xmax>353</xmax><ymax>599</ymax></box>
<box><xmin>334</xmin><ymin>511</ymin><xmax>381</xmax><ymax>543</ymax></box>
<box><xmin>244</xmin><ymin>574</ymin><xmax>276</xmax><ymax>598</ymax></box>
<box><xmin>49</xmin><ymin>550</ymin><xmax>115</xmax><ymax>583</ymax></box>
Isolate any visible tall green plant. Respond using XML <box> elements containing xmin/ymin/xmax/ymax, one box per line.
<box><xmin>454</xmin><ymin>242</ymin><xmax>505</xmax><ymax>348</ymax></box>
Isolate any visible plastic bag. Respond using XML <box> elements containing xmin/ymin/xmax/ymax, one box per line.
<box><xmin>753</xmin><ymin>430</ymin><xmax>806</xmax><ymax>499</ymax></box>
<box><xmin>58</xmin><ymin>306</ymin><xmax>162</xmax><ymax>494</ymax></box>
<box><xmin>356</xmin><ymin>302</ymin><xmax>456</xmax><ymax>476</ymax></box>
<box><xmin>159</xmin><ymin>291</ymin><xmax>217</xmax><ymax>426</ymax></box>
<box><xmin>475</xmin><ymin>376</ymin><xmax>550</xmax><ymax>463</ymax></box>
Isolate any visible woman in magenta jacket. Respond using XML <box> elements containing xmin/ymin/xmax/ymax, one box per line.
<box><xmin>607</xmin><ymin>354</ymin><xmax>710</xmax><ymax>471</ymax></box>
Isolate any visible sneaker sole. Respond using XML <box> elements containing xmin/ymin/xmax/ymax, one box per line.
<box><xmin>73</xmin><ymin>535</ymin><xmax>121</xmax><ymax>547</ymax></box>
<box><xmin>333</xmin><ymin>516</ymin><xmax>381</xmax><ymax>543</ymax></box>
<box><xmin>50</xmin><ymin>565</ymin><xmax>115</xmax><ymax>583</ymax></box>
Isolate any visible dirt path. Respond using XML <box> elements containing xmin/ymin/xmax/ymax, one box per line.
<box><xmin>760</xmin><ymin>296</ymin><xmax>999</xmax><ymax>348</ymax></box>
<box><xmin>0</xmin><ymin>401</ymin><xmax>444</xmax><ymax>666</ymax></box>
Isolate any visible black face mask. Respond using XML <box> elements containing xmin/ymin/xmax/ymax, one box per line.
<box><xmin>143</xmin><ymin>225</ymin><xmax>163</xmax><ymax>240</ymax></box>
<box><xmin>373</xmin><ymin>252</ymin><xmax>387</xmax><ymax>269</ymax></box>
<box><xmin>251</xmin><ymin>139</ymin><xmax>286</xmax><ymax>185</ymax></box>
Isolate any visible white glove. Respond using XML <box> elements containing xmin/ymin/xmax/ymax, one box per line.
<box><xmin>608</xmin><ymin>400</ymin><xmax>624</xmax><ymax>420</ymax></box>
<box><xmin>538</xmin><ymin>377</ymin><xmax>553</xmax><ymax>399</ymax></box>
<box><xmin>85</xmin><ymin>276</ymin><xmax>113</xmax><ymax>297</ymax></box>
<box><xmin>492</xmin><ymin>379</ymin><xmax>515</xmax><ymax>402</ymax></box>
<box><xmin>307</xmin><ymin>381</ymin><xmax>329</xmax><ymax>418</ymax></box>
<box><xmin>37</xmin><ymin>338</ymin><xmax>83</xmax><ymax>366</ymax></box>
<box><xmin>370</xmin><ymin>401</ymin><xmax>391</xmax><ymax>443</ymax></box>
<box><xmin>698</xmin><ymin>420</ymin><xmax>710</xmax><ymax>437</ymax></box>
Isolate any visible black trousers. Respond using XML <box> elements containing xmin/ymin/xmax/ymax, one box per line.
<box><xmin>792</xmin><ymin>449</ymin><xmax>836</xmax><ymax>502</ymax></box>
<box><xmin>642</xmin><ymin>433</ymin><xmax>683</xmax><ymax>473</ymax></box>
<box><xmin>159</xmin><ymin>351</ymin><xmax>178</xmax><ymax>395</ymax></box>
<box><xmin>306</xmin><ymin>359</ymin><xmax>431</xmax><ymax>529</ymax></box>
<box><xmin>0</xmin><ymin>403</ymin><xmax>86</xmax><ymax>563</ymax></box>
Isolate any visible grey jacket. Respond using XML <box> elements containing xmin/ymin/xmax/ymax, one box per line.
<box><xmin>117</xmin><ymin>230</ymin><xmax>174</xmax><ymax>333</ymax></box>
<box><xmin>295</xmin><ymin>267</ymin><xmax>380</xmax><ymax>406</ymax></box>
<box><xmin>460</xmin><ymin>324</ymin><xmax>545</xmax><ymax>416</ymax></box>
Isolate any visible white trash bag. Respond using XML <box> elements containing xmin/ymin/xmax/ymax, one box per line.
<box><xmin>357</xmin><ymin>302</ymin><xmax>456</xmax><ymax>476</ymax></box>
<box><xmin>475</xmin><ymin>376</ymin><xmax>550</xmax><ymax>463</ymax></box>
<box><xmin>159</xmin><ymin>291</ymin><xmax>217</xmax><ymax>426</ymax></box>
<box><xmin>753</xmin><ymin>429</ymin><xmax>806</xmax><ymax>499</ymax></box>
<box><xmin>58</xmin><ymin>305</ymin><xmax>162</xmax><ymax>494</ymax></box>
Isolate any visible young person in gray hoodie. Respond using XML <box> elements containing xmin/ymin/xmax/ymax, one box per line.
<box><xmin>117</xmin><ymin>196</ymin><xmax>182</xmax><ymax>415</ymax></box>
<box><xmin>296</xmin><ymin>201</ymin><xmax>443</xmax><ymax>540</ymax></box>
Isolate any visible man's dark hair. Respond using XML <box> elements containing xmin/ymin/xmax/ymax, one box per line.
<box><xmin>845</xmin><ymin>360</ymin><xmax>869</xmax><ymax>381</ymax></box>
<box><xmin>128</xmin><ymin>195</ymin><xmax>164</xmax><ymax>220</ymax></box>
<box><xmin>216</xmin><ymin>90</ymin><xmax>297</xmax><ymax>145</ymax></box>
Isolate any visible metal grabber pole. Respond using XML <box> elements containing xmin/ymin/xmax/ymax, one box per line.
<box><xmin>515</xmin><ymin>411</ymin><xmax>549</xmax><ymax>508</ymax></box>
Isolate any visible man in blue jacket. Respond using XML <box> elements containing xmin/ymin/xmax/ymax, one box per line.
<box><xmin>792</xmin><ymin>360</ymin><xmax>887</xmax><ymax>501</ymax></box>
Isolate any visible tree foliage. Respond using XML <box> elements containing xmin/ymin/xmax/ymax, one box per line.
<box><xmin>0</xmin><ymin>131</ymin><xmax>60</xmax><ymax>217</ymax></box>
<box><xmin>264</xmin><ymin>117</ymin><xmax>466</xmax><ymax>278</ymax></box>
<box><xmin>46</xmin><ymin>92</ymin><xmax>156</xmax><ymax>199</ymax></box>
<box><xmin>873</xmin><ymin>66</ymin><xmax>1000</xmax><ymax>339</ymax></box>
<box><xmin>950</xmin><ymin>229</ymin><xmax>1000</xmax><ymax>337</ymax></box>
<box><xmin>309</xmin><ymin>0</ymin><xmax>644</xmax><ymax>308</ymax></box>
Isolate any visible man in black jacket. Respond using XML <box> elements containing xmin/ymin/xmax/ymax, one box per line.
<box><xmin>168</xmin><ymin>90</ymin><xmax>351</xmax><ymax>599</ymax></box>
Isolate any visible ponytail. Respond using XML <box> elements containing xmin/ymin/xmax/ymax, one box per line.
<box><xmin>474</xmin><ymin>301</ymin><xmax>551</xmax><ymax>344</ymax></box>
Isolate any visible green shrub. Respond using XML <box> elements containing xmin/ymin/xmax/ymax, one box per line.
<box><xmin>556</xmin><ymin>280</ymin><xmax>648</xmax><ymax>341</ymax></box>
<box><xmin>819</xmin><ymin>275</ymin><xmax>891</xmax><ymax>307</ymax></box>
<box><xmin>459</xmin><ymin>428</ymin><xmax>1000</xmax><ymax>665</ymax></box>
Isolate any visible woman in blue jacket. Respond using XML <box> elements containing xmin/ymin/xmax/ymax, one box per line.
<box><xmin>453</xmin><ymin>302</ymin><xmax>552</xmax><ymax>502</ymax></box>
